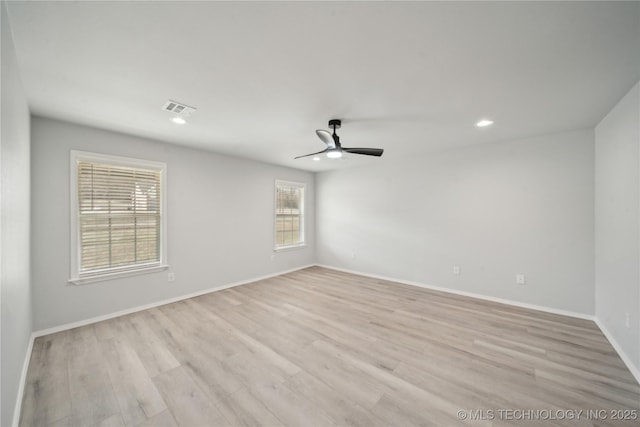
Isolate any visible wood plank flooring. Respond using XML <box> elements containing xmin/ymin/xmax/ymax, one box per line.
<box><xmin>20</xmin><ymin>267</ymin><xmax>640</xmax><ymax>426</ymax></box>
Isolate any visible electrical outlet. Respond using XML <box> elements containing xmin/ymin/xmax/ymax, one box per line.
<box><xmin>168</xmin><ymin>272</ymin><xmax>175</xmax><ymax>282</ymax></box>
<box><xmin>453</xmin><ymin>266</ymin><xmax>460</xmax><ymax>275</ymax></box>
<box><xmin>516</xmin><ymin>274</ymin><xmax>526</xmax><ymax>285</ymax></box>
<box><xmin>625</xmin><ymin>312</ymin><xmax>630</xmax><ymax>328</ymax></box>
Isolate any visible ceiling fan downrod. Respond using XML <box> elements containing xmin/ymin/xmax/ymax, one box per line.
<box><xmin>328</xmin><ymin>119</ymin><xmax>341</xmax><ymax>146</ymax></box>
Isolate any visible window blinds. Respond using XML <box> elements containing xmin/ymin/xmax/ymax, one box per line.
<box><xmin>275</xmin><ymin>183</ymin><xmax>304</xmax><ymax>248</ymax></box>
<box><xmin>77</xmin><ymin>161</ymin><xmax>162</xmax><ymax>275</ymax></box>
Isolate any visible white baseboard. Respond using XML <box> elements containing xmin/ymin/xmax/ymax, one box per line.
<box><xmin>33</xmin><ymin>264</ymin><xmax>315</xmax><ymax>338</ymax></box>
<box><xmin>594</xmin><ymin>318</ymin><xmax>640</xmax><ymax>385</ymax></box>
<box><xmin>12</xmin><ymin>333</ymin><xmax>35</xmax><ymax>427</ymax></box>
<box><xmin>316</xmin><ymin>264</ymin><xmax>595</xmax><ymax>321</ymax></box>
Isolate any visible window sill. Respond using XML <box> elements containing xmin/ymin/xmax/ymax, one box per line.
<box><xmin>69</xmin><ymin>264</ymin><xmax>169</xmax><ymax>285</ymax></box>
<box><xmin>274</xmin><ymin>244</ymin><xmax>307</xmax><ymax>253</ymax></box>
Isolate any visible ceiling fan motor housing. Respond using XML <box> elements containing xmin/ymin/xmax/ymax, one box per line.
<box><xmin>328</xmin><ymin>119</ymin><xmax>341</xmax><ymax>129</ymax></box>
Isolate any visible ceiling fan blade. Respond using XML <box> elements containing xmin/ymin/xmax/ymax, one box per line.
<box><xmin>315</xmin><ymin>130</ymin><xmax>336</xmax><ymax>149</ymax></box>
<box><xmin>342</xmin><ymin>147</ymin><xmax>384</xmax><ymax>157</ymax></box>
<box><xmin>294</xmin><ymin>148</ymin><xmax>328</xmax><ymax>159</ymax></box>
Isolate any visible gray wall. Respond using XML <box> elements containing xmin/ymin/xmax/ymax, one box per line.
<box><xmin>317</xmin><ymin>129</ymin><xmax>595</xmax><ymax>315</ymax></box>
<box><xmin>31</xmin><ymin>117</ymin><xmax>315</xmax><ymax>330</ymax></box>
<box><xmin>595</xmin><ymin>81</ymin><xmax>640</xmax><ymax>375</ymax></box>
<box><xmin>1</xmin><ymin>2</ymin><xmax>33</xmax><ymax>425</ymax></box>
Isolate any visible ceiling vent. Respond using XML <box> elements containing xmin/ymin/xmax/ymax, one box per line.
<box><xmin>162</xmin><ymin>100</ymin><xmax>197</xmax><ymax>117</ymax></box>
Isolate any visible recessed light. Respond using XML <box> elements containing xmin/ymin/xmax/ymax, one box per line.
<box><xmin>313</xmin><ymin>157</ymin><xmax>320</xmax><ymax>161</ymax></box>
<box><xmin>476</xmin><ymin>119</ymin><xmax>494</xmax><ymax>127</ymax></box>
<box><xmin>171</xmin><ymin>117</ymin><xmax>186</xmax><ymax>125</ymax></box>
<box><xmin>327</xmin><ymin>150</ymin><xmax>342</xmax><ymax>159</ymax></box>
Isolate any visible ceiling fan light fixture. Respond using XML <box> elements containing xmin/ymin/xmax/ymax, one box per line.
<box><xmin>295</xmin><ymin>118</ymin><xmax>383</xmax><ymax>160</ymax></box>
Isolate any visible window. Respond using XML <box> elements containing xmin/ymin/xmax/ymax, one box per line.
<box><xmin>70</xmin><ymin>151</ymin><xmax>167</xmax><ymax>284</ymax></box>
<box><xmin>275</xmin><ymin>180</ymin><xmax>305</xmax><ymax>250</ymax></box>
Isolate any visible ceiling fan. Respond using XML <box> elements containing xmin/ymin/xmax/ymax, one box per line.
<box><xmin>295</xmin><ymin>119</ymin><xmax>384</xmax><ymax>159</ymax></box>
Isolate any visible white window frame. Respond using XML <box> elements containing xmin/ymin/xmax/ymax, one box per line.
<box><xmin>69</xmin><ymin>150</ymin><xmax>168</xmax><ymax>285</ymax></box>
<box><xmin>274</xmin><ymin>180</ymin><xmax>306</xmax><ymax>251</ymax></box>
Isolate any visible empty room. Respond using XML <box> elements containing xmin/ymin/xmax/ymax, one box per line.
<box><xmin>2</xmin><ymin>1</ymin><xmax>639</xmax><ymax>426</ymax></box>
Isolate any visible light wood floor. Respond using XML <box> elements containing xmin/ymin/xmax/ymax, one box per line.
<box><xmin>20</xmin><ymin>267</ymin><xmax>640</xmax><ymax>427</ymax></box>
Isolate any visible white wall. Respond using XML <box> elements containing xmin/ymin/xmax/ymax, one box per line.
<box><xmin>317</xmin><ymin>130</ymin><xmax>595</xmax><ymax>315</ymax></box>
<box><xmin>1</xmin><ymin>2</ymin><xmax>33</xmax><ymax>425</ymax></box>
<box><xmin>595</xmin><ymin>81</ymin><xmax>640</xmax><ymax>376</ymax></box>
<box><xmin>31</xmin><ymin>117</ymin><xmax>315</xmax><ymax>330</ymax></box>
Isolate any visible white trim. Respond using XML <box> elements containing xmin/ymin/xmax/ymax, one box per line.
<box><xmin>274</xmin><ymin>243</ymin><xmax>307</xmax><ymax>253</ymax></box>
<box><xmin>69</xmin><ymin>150</ymin><xmax>168</xmax><ymax>284</ymax></box>
<box><xmin>594</xmin><ymin>318</ymin><xmax>640</xmax><ymax>384</ymax></box>
<box><xmin>274</xmin><ymin>179</ymin><xmax>306</xmax><ymax>189</ymax></box>
<box><xmin>317</xmin><ymin>264</ymin><xmax>595</xmax><ymax>321</ymax></box>
<box><xmin>70</xmin><ymin>150</ymin><xmax>167</xmax><ymax>170</ymax></box>
<box><xmin>69</xmin><ymin>264</ymin><xmax>169</xmax><ymax>285</ymax></box>
<box><xmin>12</xmin><ymin>333</ymin><xmax>35</xmax><ymax>427</ymax></box>
<box><xmin>33</xmin><ymin>264</ymin><xmax>315</xmax><ymax>338</ymax></box>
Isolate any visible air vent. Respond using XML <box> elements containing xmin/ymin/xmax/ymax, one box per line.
<box><xmin>162</xmin><ymin>100</ymin><xmax>197</xmax><ymax>117</ymax></box>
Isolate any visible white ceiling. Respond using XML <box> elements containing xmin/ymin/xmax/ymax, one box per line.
<box><xmin>6</xmin><ymin>1</ymin><xmax>640</xmax><ymax>172</ymax></box>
